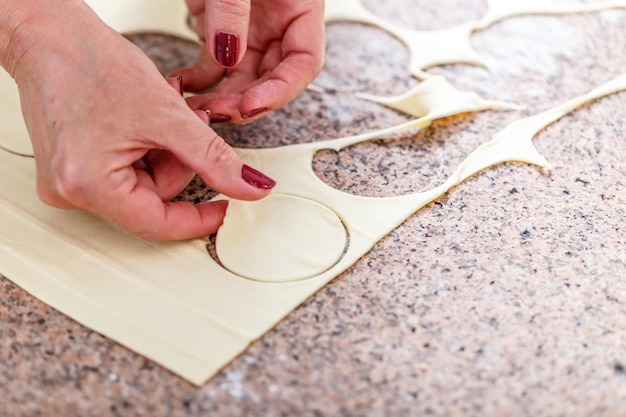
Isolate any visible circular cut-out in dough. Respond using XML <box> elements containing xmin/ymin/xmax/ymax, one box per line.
<box><xmin>216</xmin><ymin>194</ymin><xmax>347</xmax><ymax>283</ymax></box>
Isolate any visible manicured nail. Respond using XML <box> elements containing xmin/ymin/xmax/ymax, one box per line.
<box><xmin>210</xmin><ymin>114</ymin><xmax>232</xmax><ymax>123</ymax></box>
<box><xmin>176</xmin><ymin>74</ymin><xmax>184</xmax><ymax>96</ymax></box>
<box><xmin>166</xmin><ymin>75</ymin><xmax>184</xmax><ymax>96</ymax></box>
<box><xmin>241</xmin><ymin>107</ymin><xmax>269</xmax><ymax>119</ymax></box>
<box><xmin>241</xmin><ymin>164</ymin><xmax>276</xmax><ymax>189</ymax></box>
<box><xmin>215</xmin><ymin>32</ymin><xmax>239</xmax><ymax>68</ymax></box>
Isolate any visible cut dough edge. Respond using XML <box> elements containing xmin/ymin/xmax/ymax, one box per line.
<box><xmin>0</xmin><ymin>0</ymin><xmax>624</xmax><ymax>386</ymax></box>
<box><xmin>1</xmin><ymin>72</ymin><xmax>624</xmax><ymax>388</ymax></box>
<box><xmin>324</xmin><ymin>0</ymin><xmax>626</xmax><ymax>78</ymax></box>
<box><xmin>216</xmin><ymin>194</ymin><xmax>348</xmax><ymax>283</ymax></box>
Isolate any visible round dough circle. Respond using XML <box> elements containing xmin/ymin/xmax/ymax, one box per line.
<box><xmin>216</xmin><ymin>194</ymin><xmax>347</xmax><ymax>282</ymax></box>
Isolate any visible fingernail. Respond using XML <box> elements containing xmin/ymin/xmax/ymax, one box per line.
<box><xmin>166</xmin><ymin>75</ymin><xmax>184</xmax><ymax>96</ymax></box>
<box><xmin>176</xmin><ymin>74</ymin><xmax>184</xmax><ymax>96</ymax></box>
<box><xmin>241</xmin><ymin>164</ymin><xmax>276</xmax><ymax>189</ymax></box>
<box><xmin>215</xmin><ymin>32</ymin><xmax>239</xmax><ymax>68</ymax></box>
<box><xmin>205</xmin><ymin>110</ymin><xmax>211</xmax><ymax>126</ymax></box>
<box><xmin>241</xmin><ymin>107</ymin><xmax>269</xmax><ymax>119</ymax></box>
<box><xmin>210</xmin><ymin>114</ymin><xmax>232</xmax><ymax>123</ymax></box>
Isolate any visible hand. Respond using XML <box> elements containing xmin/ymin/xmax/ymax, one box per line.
<box><xmin>173</xmin><ymin>0</ymin><xmax>325</xmax><ymax>124</ymax></box>
<box><xmin>3</xmin><ymin>1</ymin><xmax>275</xmax><ymax>241</ymax></box>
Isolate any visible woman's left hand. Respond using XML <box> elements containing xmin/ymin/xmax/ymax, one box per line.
<box><xmin>173</xmin><ymin>0</ymin><xmax>325</xmax><ymax>124</ymax></box>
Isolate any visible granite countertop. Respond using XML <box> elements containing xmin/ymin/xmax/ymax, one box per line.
<box><xmin>2</xmin><ymin>1</ymin><xmax>626</xmax><ymax>416</ymax></box>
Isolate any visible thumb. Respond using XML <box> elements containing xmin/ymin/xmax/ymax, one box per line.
<box><xmin>206</xmin><ymin>0</ymin><xmax>250</xmax><ymax>68</ymax></box>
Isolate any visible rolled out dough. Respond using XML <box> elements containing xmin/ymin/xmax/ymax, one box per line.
<box><xmin>1</xmin><ymin>0</ymin><xmax>625</xmax><ymax>385</ymax></box>
<box><xmin>2</xmin><ymin>69</ymin><xmax>624</xmax><ymax>384</ymax></box>
<box><xmin>0</xmin><ymin>73</ymin><xmax>32</xmax><ymax>156</ymax></box>
<box><xmin>85</xmin><ymin>0</ymin><xmax>197</xmax><ymax>41</ymax></box>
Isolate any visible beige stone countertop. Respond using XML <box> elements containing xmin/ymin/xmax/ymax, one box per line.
<box><xmin>1</xmin><ymin>1</ymin><xmax>626</xmax><ymax>416</ymax></box>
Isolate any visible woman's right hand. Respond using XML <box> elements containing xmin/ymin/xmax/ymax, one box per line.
<box><xmin>0</xmin><ymin>0</ymin><xmax>275</xmax><ymax>241</ymax></box>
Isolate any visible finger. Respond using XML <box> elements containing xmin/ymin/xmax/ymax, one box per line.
<box><xmin>135</xmin><ymin>150</ymin><xmax>196</xmax><ymax>200</ymax></box>
<box><xmin>135</xmin><ymin>109</ymin><xmax>211</xmax><ymax>201</ymax></box>
<box><xmin>133</xmin><ymin>80</ymin><xmax>272</xmax><ymax>203</ymax></box>
<box><xmin>166</xmin><ymin>75</ymin><xmax>184</xmax><ymax>96</ymax></box>
<box><xmin>169</xmin><ymin>48</ymin><xmax>226</xmax><ymax>92</ymax></box>
<box><xmin>238</xmin><ymin>9</ymin><xmax>325</xmax><ymax>117</ymax></box>
<box><xmin>184</xmin><ymin>49</ymin><xmax>265</xmax><ymax>122</ymax></box>
<box><xmin>98</xmin><ymin>124</ymin><xmax>275</xmax><ymax>241</ymax></box>
<box><xmin>185</xmin><ymin>0</ymin><xmax>204</xmax><ymax>15</ymax></box>
<box><xmin>35</xmin><ymin>172</ymin><xmax>75</xmax><ymax>210</ymax></box>
<box><xmin>131</xmin><ymin>84</ymin><xmax>210</xmax><ymax>198</ymax></box>
<box><xmin>185</xmin><ymin>63</ymin><xmax>258</xmax><ymax>111</ymax></box>
<box><xmin>187</xmin><ymin>6</ymin><xmax>326</xmax><ymax>122</ymax></box>
<box><xmin>151</xmin><ymin>110</ymin><xmax>275</xmax><ymax>200</ymax></box>
<box><xmin>130</xmin><ymin>77</ymin><xmax>201</xmax><ymax>201</ymax></box>
<box><xmin>101</xmin><ymin>179</ymin><xmax>231</xmax><ymax>241</ymax></box>
<box><xmin>256</xmin><ymin>40</ymin><xmax>284</xmax><ymax>80</ymax></box>
<box><xmin>205</xmin><ymin>0</ymin><xmax>250</xmax><ymax>68</ymax></box>
<box><xmin>194</xmin><ymin>109</ymin><xmax>211</xmax><ymax>125</ymax></box>
<box><xmin>190</xmin><ymin>10</ymin><xmax>206</xmax><ymax>40</ymax></box>
<box><xmin>188</xmin><ymin>94</ymin><xmax>241</xmax><ymax>124</ymax></box>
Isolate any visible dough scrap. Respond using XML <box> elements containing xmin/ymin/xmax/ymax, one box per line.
<box><xmin>325</xmin><ymin>0</ymin><xmax>626</xmax><ymax>78</ymax></box>
<box><xmin>355</xmin><ymin>75</ymin><xmax>524</xmax><ymax>119</ymax></box>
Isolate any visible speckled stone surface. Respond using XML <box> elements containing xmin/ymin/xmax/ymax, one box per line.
<box><xmin>2</xmin><ymin>1</ymin><xmax>626</xmax><ymax>416</ymax></box>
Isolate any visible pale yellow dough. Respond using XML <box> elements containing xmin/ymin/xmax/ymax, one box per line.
<box><xmin>325</xmin><ymin>0</ymin><xmax>626</xmax><ymax>78</ymax></box>
<box><xmin>216</xmin><ymin>194</ymin><xmax>347</xmax><ymax>282</ymax></box>
<box><xmin>2</xmin><ymin>67</ymin><xmax>624</xmax><ymax>384</ymax></box>
<box><xmin>355</xmin><ymin>75</ymin><xmax>524</xmax><ymax>119</ymax></box>
<box><xmin>0</xmin><ymin>73</ymin><xmax>31</xmax><ymax>156</ymax></box>
<box><xmin>85</xmin><ymin>0</ymin><xmax>197</xmax><ymax>41</ymax></box>
<box><xmin>1</xmin><ymin>0</ymin><xmax>626</xmax><ymax>386</ymax></box>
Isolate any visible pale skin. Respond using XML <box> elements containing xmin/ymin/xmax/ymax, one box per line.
<box><xmin>0</xmin><ymin>0</ymin><xmax>325</xmax><ymax>241</ymax></box>
<box><xmin>175</xmin><ymin>0</ymin><xmax>326</xmax><ymax>123</ymax></box>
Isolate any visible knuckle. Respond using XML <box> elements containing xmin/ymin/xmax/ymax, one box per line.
<box><xmin>35</xmin><ymin>181</ymin><xmax>61</xmax><ymax>207</ymax></box>
<box><xmin>203</xmin><ymin>134</ymin><xmax>238</xmax><ymax>170</ymax></box>
<box><xmin>185</xmin><ymin>0</ymin><xmax>204</xmax><ymax>15</ymax></box>
<box><xmin>49</xmin><ymin>159</ymin><xmax>89</xmax><ymax>206</ymax></box>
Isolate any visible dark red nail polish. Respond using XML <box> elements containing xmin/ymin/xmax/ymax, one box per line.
<box><xmin>176</xmin><ymin>74</ymin><xmax>184</xmax><ymax>96</ymax></box>
<box><xmin>215</xmin><ymin>32</ymin><xmax>239</xmax><ymax>68</ymax></box>
<box><xmin>210</xmin><ymin>114</ymin><xmax>232</xmax><ymax>123</ymax></box>
<box><xmin>241</xmin><ymin>164</ymin><xmax>276</xmax><ymax>189</ymax></box>
<box><xmin>241</xmin><ymin>107</ymin><xmax>269</xmax><ymax>119</ymax></box>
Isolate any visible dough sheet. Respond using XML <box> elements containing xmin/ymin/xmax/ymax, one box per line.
<box><xmin>2</xmin><ymin>68</ymin><xmax>625</xmax><ymax>383</ymax></box>
<box><xmin>1</xmin><ymin>0</ymin><xmax>625</xmax><ymax>385</ymax></box>
<box><xmin>85</xmin><ymin>0</ymin><xmax>197</xmax><ymax>41</ymax></box>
